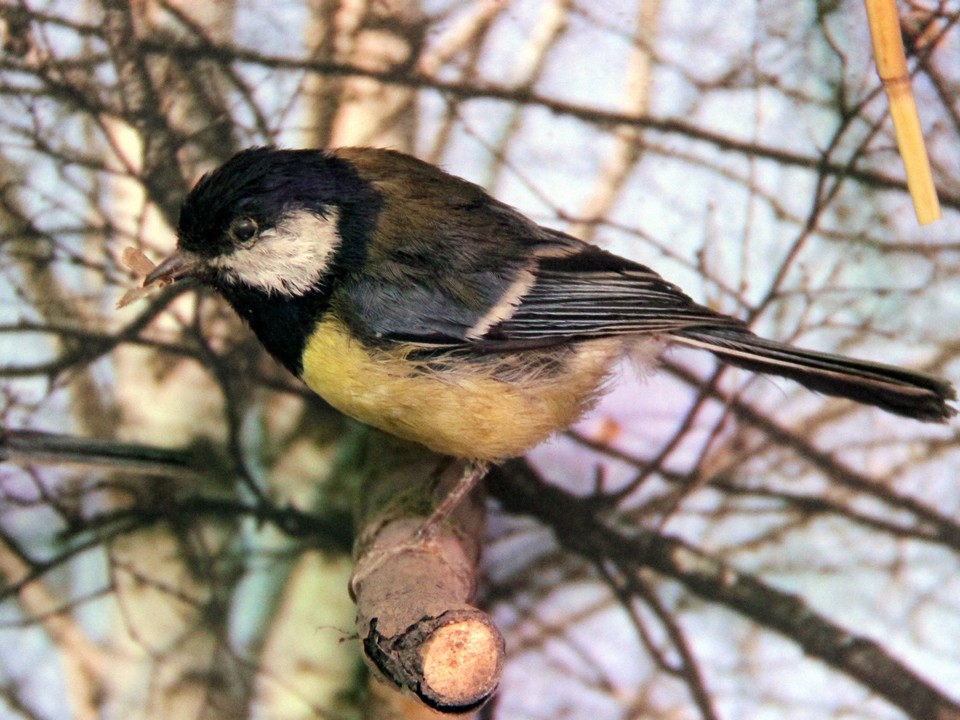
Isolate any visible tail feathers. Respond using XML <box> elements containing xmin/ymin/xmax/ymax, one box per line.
<box><xmin>671</xmin><ymin>328</ymin><xmax>956</xmax><ymax>423</ymax></box>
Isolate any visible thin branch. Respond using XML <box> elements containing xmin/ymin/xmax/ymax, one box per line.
<box><xmin>0</xmin><ymin>429</ymin><xmax>194</xmax><ymax>476</ymax></box>
<box><xmin>491</xmin><ymin>460</ymin><xmax>960</xmax><ymax>720</ymax></box>
<box><xmin>131</xmin><ymin>38</ymin><xmax>960</xmax><ymax>209</ymax></box>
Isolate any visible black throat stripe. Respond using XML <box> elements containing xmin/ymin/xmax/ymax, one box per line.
<box><xmin>218</xmin><ymin>281</ymin><xmax>335</xmax><ymax>376</ymax></box>
<box><xmin>216</xmin><ymin>197</ymin><xmax>379</xmax><ymax>376</ymax></box>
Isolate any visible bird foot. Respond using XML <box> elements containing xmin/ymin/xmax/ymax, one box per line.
<box><xmin>415</xmin><ymin>460</ymin><xmax>490</xmax><ymax>541</ymax></box>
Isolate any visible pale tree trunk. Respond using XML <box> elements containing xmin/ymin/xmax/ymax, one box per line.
<box><xmin>100</xmin><ymin>2</ymin><xmax>248</xmax><ymax>718</ymax></box>
<box><xmin>299</xmin><ymin>0</ymin><xmax>423</xmax><ymax>150</ymax></box>
<box><xmin>568</xmin><ymin>0</ymin><xmax>660</xmax><ymax>243</ymax></box>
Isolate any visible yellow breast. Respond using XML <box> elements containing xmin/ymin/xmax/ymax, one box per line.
<box><xmin>300</xmin><ymin>318</ymin><xmax>622</xmax><ymax>460</ymax></box>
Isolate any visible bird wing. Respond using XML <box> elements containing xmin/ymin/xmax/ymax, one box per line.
<box><xmin>474</xmin><ymin>243</ymin><xmax>745</xmax><ymax>349</ymax></box>
<box><xmin>340</xmin><ymin>235</ymin><xmax>744</xmax><ymax>351</ymax></box>
<box><xmin>339</xmin><ymin>270</ymin><xmax>514</xmax><ymax>346</ymax></box>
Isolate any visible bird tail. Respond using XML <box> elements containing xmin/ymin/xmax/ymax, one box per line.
<box><xmin>669</xmin><ymin>327</ymin><xmax>956</xmax><ymax>422</ymax></box>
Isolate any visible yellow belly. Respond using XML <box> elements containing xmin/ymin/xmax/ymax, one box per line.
<box><xmin>300</xmin><ymin>318</ymin><xmax>622</xmax><ymax>460</ymax></box>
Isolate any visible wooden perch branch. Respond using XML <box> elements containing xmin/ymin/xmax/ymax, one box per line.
<box><xmin>864</xmin><ymin>0</ymin><xmax>941</xmax><ymax>225</ymax></box>
<box><xmin>349</xmin><ymin>433</ymin><xmax>503</xmax><ymax>713</ymax></box>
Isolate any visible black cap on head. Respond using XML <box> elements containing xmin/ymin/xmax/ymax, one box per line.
<box><xmin>177</xmin><ymin>147</ymin><xmax>377</xmax><ymax>260</ymax></box>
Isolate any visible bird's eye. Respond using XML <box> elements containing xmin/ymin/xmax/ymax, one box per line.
<box><xmin>229</xmin><ymin>217</ymin><xmax>259</xmax><ymax>244</ymax></box>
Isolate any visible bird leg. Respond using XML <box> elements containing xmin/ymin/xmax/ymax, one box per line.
<box><xmin>416</xmin><ymin>460</ymin><xmax>490</xmax><ymax>541</ymax></box>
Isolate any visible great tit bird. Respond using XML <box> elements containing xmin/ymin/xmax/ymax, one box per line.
<box><xmin>144</xmin><ymin>147</ymin><xmax>956</xmax><ymax>462</ymax></box>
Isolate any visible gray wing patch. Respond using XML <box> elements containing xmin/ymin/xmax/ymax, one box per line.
<box><xmin>476</xmin><ymin>251</ymin><xmax>747</xmax><ymax>345</ymax></box>
<box><xmin>338</xmin><ymin>239</ymin><xmax>745</xmax><ymax>351</ymax></box>
<box><xmin>339</xmin><ymin>272</ymin><xmax>513</xmax><ymax>346</ymax></box>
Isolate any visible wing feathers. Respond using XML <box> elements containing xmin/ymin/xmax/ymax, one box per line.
<box><xmin>481</xmin><ymin>251</ymin><xmax>745</xmax><ymax>342</ymax></box>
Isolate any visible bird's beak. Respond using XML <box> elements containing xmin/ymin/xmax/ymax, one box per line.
<box><xmin>143</xmin><ymin>251</ymin><xmax>196</xmax><ymax>287</ymax></box>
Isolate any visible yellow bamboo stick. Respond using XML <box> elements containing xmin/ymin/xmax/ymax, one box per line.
<box><xmin>864</xmin><ymin>0</ymin><xmax>941</xmax><ymax>225</ymax></box>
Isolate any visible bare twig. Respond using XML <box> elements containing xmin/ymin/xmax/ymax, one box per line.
<box><xmin>491</xmin><ymin>460</ymin><xmax>960</xmax><ymax>720</ymax></box>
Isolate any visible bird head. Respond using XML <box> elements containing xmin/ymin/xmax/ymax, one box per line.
<box><xmin>145</xmin><ymin>147</ymin><xmax>377</xmax><ymax>298</ymax></box>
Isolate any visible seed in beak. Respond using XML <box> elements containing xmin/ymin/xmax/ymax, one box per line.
<box><xmin>116</xmin><ymin>248</ymin><xmax>197</xmax><ymax>310</ymax></box>
<box><xmin>143</xmin><ymin>251</ymin><xmax>194</xmax><ymax>287</ymax></box>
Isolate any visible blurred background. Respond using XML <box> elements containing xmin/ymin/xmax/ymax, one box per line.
<box><xmin>0</xmin><ymin>1</ymin><xmax>958</xmax><ymax>718</ymax></box>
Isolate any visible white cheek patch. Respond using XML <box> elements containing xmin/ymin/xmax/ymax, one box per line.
<box><xmin>211</xmin><ymin>208</ymin><xmax>342</xmax><ymax>296</ymax></box>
